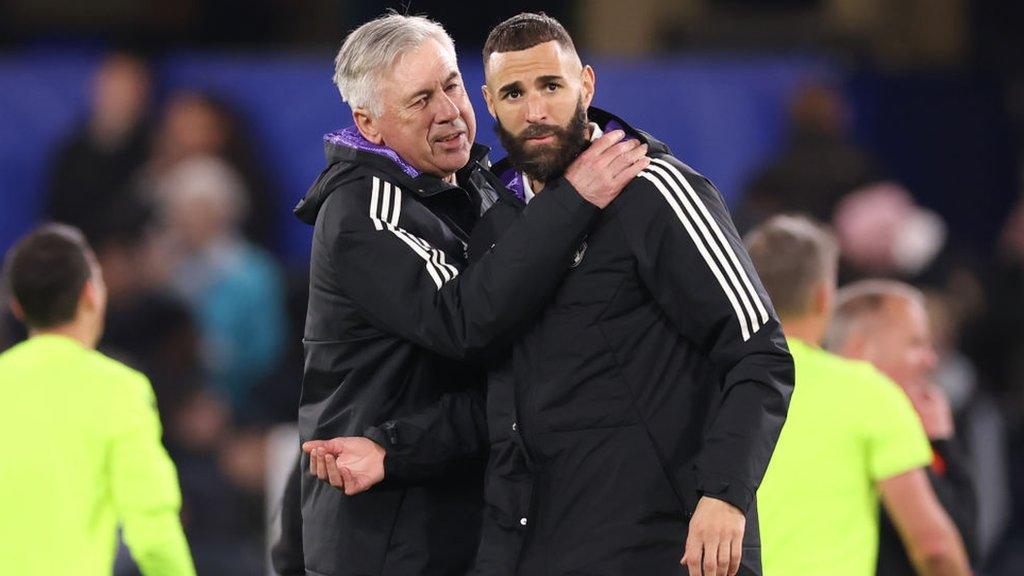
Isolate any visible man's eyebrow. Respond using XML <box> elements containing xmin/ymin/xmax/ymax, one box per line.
<box><xmin>407</xmin><ymin>72</ymin><xmax>461</xmax><ymax>103</ymax></box>
<box><xmin>536</xmin><ymin>75</ymin><xmax>565</xmax><ymax>84</ymax></box>
<box><xmin>498</xmin><ymin>80</ymin><xmax>523</xmax><ymax>95</ymax></box>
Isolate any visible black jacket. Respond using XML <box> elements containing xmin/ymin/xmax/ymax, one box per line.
<box><xmin>290</xmin><ymin>130</ymin><xmax>598</xmax><ymax>576</ymax></box>
<box><xmin>381</xmin><ymin>109</ymin><xmax>795</xmax><ymax>576</ymax></box>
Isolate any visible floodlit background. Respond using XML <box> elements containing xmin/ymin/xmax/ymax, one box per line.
<box><xmin>1</xmin><ymin>1</ymin><xmax>1022</xmax><ymax>574</ymax></box>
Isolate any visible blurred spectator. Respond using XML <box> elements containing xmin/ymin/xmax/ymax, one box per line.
<box><xmin>826</xmin><ymin>280</ymin><xmax>979</xmax><ymax>574</ymax></box>
<box><xmin>925</xmin><ymin>289</ymin><xmax>1011</xmax><ymax>563</ymax></box>
<box><xmin>154</xmin><ymin>155</ymin><xmax>286</xmax><ymax>415</ymax></box>
<box><xmin>44</xmin><ymin>51</ymin><xmax>154</xmax><ymax>245</ymax></box>
<box><xmin>739</xmin><ymin>81</ymin><xmax>882</xmax><ymax>229</ymax></box>
<box><xmin>143</xmin><ymin>90</ymin><xmax>280</xmax><ymax>248</ymax></box>
<box><xmin>832</xmin><ymin>181</ymin><xmax>948</xmax><ymax>280</ymax></box>
<box><xmin>91</xmin><ymin>213</ymin><xmax>203</xmax><ymax>426</ymax></box>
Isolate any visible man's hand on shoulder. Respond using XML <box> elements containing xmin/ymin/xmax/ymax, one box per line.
<box><xmin>681</xmin><ymin>496</ymin><xmax>746</xmax><ymax>576</ymax></box>
<box><xmin>302</xmin><ymin>437</ymin><xmax>385</xmax><ymax>495</ymax></box>
<box><xmin>565</xmin><ymin>130</ymin><xmax>649</xmax><ymax>208</ymax></box>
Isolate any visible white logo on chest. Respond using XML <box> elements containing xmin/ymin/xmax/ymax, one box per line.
<box><xmin>571</xmin><ymin>240</ymin><xmax>588</xmax><ymax>268</ymax></box>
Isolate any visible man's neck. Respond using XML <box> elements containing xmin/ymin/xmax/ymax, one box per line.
<box><xmin>780</xmin><ymin>314</ymin><xmax>827</xmax><ymax>347</ymax></box>
<box><xmin>30</xmin><ymin>322</ymin><xmax>98</xmax><ymax>350</ymax></box>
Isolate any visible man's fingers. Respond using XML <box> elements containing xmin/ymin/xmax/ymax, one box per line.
<box><xmin>682</xmin><ymin>533</ymin><xmax>703</xmax><ymax>575</ymax></box>
<box><xmin>583</xmin><ymin>129</ymin><xmax>625</xmax><ymax>157</ymax></box>
<box><xmin>611</xmin><ymin>157</ymin><xmax>650</xmax><ymax>188</ymax></box>
<box><xmin>314</xmin><ymin>449</ymin><xmax>329</xmax><ymax>481</ymax></box>
<box><xmin>728</xmin><ymin>534</ymin><xmax>742</xmax><ymax>576</ymax></box>
<box><xmin>703</xmin><ymin>537</ymin><xmax>719</xmax><ymax>576</ymax></box>
<box><xmin>717</xmin><ymin>537</ymin><xmax>731</xmax><ymax>576</ymax></box>
<box><xmin>339</xmin><ymin>466</ymin><xmax>360</xmax><ymax>496</ymax></box>
<box><xmin>325</xmin><ymin>453</ymin><xmax>345</xmax><ymax>490</ymax></box>
<box><xmin>608</xmin><ymin>142</ymin><xmax>648</xmax><ymax>176</ymax></box>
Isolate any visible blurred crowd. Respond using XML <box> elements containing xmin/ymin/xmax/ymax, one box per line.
<box><xmin>738</xmin><ymin>80</ymin><xmax>1024</xmax><ymax>575</ymax></box>
<box><xmin>1</xmin><ymin>51</ymin><xmax>305</xmax><ymax>575</ymax></box>
<box><xmin>2</xmin><ymin>40</ymin><xmax>1024</xmax><ymax>575</ymax></box>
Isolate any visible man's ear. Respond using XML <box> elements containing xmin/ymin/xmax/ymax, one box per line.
<box><xmin>481</xmin><ymin>84</ymin><xmax>497</xmax><ymax>119</ymax></box>
<box><xmin>353</xmin><ymin>109</ymin><xmax>383</xmax><ymax>145</ymax></box>
<box><xmin>811</xmin><ymin>280</ymin><xmax>834</xmax><ymax>316</ymax></box>
<box><xmin>580</xmin><ymin>64</ymin><xmax>595</xmax><ymax>109</ymax></box>
<box><xmin>841</xmin><ymin>330</ymin><xmax>872</xmax><ymax>360</ymax></box>
<box><xmin>8</xmin><ymin>297</ymin><xmax>25</xmax><ymax>323</ymax></box>
<box><xmin>80</xmin><ymin>278</ymin><xmax>101</xmax><ymax>313</ymax></box>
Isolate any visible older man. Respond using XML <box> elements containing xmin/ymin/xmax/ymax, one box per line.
<box><xmin>827</xmin><ymin>280</ymin><xmax>978</xmax><ymax>575</ymax></box>
<box><xmin>289</xmin><ymin>13</ymin><xmax>648</xmax><ymax>576</ymax></box>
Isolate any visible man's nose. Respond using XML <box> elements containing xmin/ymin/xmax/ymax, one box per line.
<box><xmin>433</xmin><ymin>92</ymin><xmax>460</xmax><ymax>123</ymax></box>
<box><xmin>525</xmin><ymin>91</ymin><xmax>548</xmax><ymax>123</ymax></box>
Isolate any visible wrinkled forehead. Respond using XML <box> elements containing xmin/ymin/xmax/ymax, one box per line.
<box><xmin>382</xmin><ymin>39</ymin><xmax>461</xmax><ymax>99</ymax></box>
<box><xmin>484</xmin><ymin>40</ymin><xmax>581</xmax><ymax>84</ymax></box>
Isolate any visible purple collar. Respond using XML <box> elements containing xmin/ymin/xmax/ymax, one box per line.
<box><xmin>324</xmin><ymin>126</ymin><xmax>421</xmax><ymax>178</ymax></box>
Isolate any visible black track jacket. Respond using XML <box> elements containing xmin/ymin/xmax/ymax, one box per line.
<box><xmin>380</xmin><ymin>108</ymin><xmax>795</xmax><ymax>576</ymax></box>
<box><xmin>291</xmin><ymin>130</ymin><xmax>598</xmax><ymax>576</ymax></box>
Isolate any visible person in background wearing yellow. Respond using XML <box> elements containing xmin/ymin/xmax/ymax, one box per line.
<box><xmin>0</xmin><ymin>224</ymin><xmax>195</xmax><ymax>575</ymax></box>
<box><xmin>747</xmin><ymin>215</ymin><xmax>971</xmax><ymax>576</ymax></box>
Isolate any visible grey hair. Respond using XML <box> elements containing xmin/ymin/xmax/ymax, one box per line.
<box><xmin>824</xmin><ymin>279</ymin><xmax>924</xmax><ymax>351</ymax></box>
<box><xmin>333</xmin><ymin>13</ymin><xmax>456</xmax><ymax>116</ymax></box>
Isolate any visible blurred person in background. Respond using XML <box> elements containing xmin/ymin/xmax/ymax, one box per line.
<box><xmin>747</xmin><ymin>215</ymin><xmax>971</xmax><ymax>576</ymax></box>
<box><xmin>153</xmin><ymin>155</ymin><xmax>286</xmax><ymax>416</ymax></box>
<box><xmin>143</xmin><ymin>90</ymin><xmax>279</xmax><ymax>248</ymax></box>
<box><xmin>826</xmin><ymin>279</ymin><xmax>979</xmax><ymax>575</ymax></box>
<box><xmin>44</xmin><ymin>50</ymin><xmax>154</xmax><ymax>246</ymax></box>
<box><xmin>738</xmin><ymin>81</ymin><xmax>882</xmax><ymax>231</ymax></box>
<box><xmin>832</xmin><ymin>181</ymin><xmax>950</xmax><ymax>284</ymax></box>
<box><xmin>0</xmin><ymin>224</ymin><xmax>195</xmax><ymax>576</ymax></box>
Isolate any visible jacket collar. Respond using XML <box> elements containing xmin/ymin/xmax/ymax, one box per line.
<box><xmin>492</xmin><ymin>106</ymin><xmax>671</xmax><ymax>202</ymax></box>
<box><xmin>323</xmin><ymin>126</ymin><xmax>491</xmax><ymax>198</ymax></box>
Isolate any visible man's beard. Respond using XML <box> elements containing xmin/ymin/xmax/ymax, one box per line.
<box><xmin>494</xmin><ymin>99</ymin><xmax>590</xmax><ymax>184</ymax></box>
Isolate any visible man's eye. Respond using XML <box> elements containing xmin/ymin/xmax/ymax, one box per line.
<box><xmin>445</xmin><ymin>82</ymin><xmax>462</xmax><ymax>93</ymax></box>
<box><xmin>411</xmin><ymin>98</ymin><xmax>427</xmax><ymax>109</ymax></box>
<box><xmin>505</xmin><ymin>90</ymin><xmax>522</xmax><ymax>100</ymax></box>
<box><xmin>546</xmin><ymin>83</ymin><xmax>559</xmax><ymax>92</ymax></box>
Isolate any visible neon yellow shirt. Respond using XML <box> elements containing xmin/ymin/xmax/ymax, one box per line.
<box><xmin>758</xmin><ymin>338</ymin><xmax>931</xmax><ymax>576</ymax></box>
<box><xmin>0</xmin><ymin>335</ymin><xmax>195</xmax><ymax>576</ymax></box>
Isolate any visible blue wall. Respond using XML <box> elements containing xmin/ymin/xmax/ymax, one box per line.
<box><xmin>0</xmin><ymin>49</ymin><xmax>832</xmax><ymax>262</ymax></box>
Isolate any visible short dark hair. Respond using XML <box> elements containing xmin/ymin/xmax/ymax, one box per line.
<box><xmin>483</xmin><ymin>12</ymin><xmax>578</xmax><ymax>66</ymax></box>
<box><xmin>744</xmin><ymin>214</ymin><xmax>838</xmax><ymax>318</ymax></box>
<box><xmin>3</xmin><ymin>224</ymin><xmax>95</xmax><ymax>329</ymax></box>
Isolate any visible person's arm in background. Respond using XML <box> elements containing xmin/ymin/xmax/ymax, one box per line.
<box><xmin>909</xmin><ymin>382</ymin><xmax>980</xmax><ymax>564</ymax></box>
<box><xmin>867</xmin><ymin>371</ymin><xmax>972</xmax><ymax>576</ymax></box>
<box><xmin>110</xmin><ymin>374</ymin><xmax>196</xmax><ymax>576</ymax></box>
<box><xmin>879</xmin><ymin>469</ymin><xmax>972</xmax><ymax>576</ymax></box>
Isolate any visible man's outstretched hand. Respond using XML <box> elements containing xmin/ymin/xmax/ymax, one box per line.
<box><xmin>681</xmin><ymin>496</ymin><xmax>746</xmax><ymax>576</ymax></box>
<box><xmin>302</xmin><ymin>437</ymin><xmax>385</xmax><ymax>496</ymax></box>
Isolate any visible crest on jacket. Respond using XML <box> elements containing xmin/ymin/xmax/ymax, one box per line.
<box><xmin>571</xmin><ymin>239</ymin><xmax>588</xmax><ymax>268</ymax></box>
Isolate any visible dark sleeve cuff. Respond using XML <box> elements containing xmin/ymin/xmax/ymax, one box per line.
<box><xmin>696</xmin><ymin>470</ymin><xmax>755</xmax><ymax>513</ymax></box>
<box><xmin>363</xmin><ymin>422</ymin><xmax>408</xmax><ymax>483</ymax></box>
